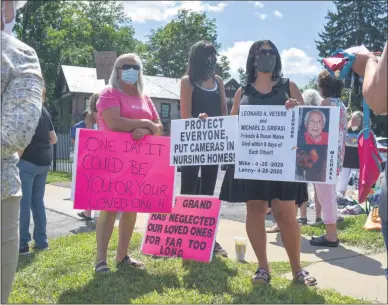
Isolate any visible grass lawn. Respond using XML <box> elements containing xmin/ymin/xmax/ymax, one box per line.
<box><xmin>300</xmin><ymin>215</ymin><xmax>385</xmax><ymax>251</ymax></box>
<box><xmin>46</xmin><ymin>171</ymin><xmax>72</xmax><ymax>184</ymax></box>
<box><xmin>10</xmin><ymin>231</ymin><xmax>365</xmax><ymax>304</ymax></box>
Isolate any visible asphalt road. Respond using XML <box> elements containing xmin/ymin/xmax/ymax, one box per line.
<box><xmin>31</xmin><ymin>209</ymin><xmax>95</xmax><ymax>240</ymax></box>
<box><xmin>52</xmin><ymin>170</ymin><xmax>320</xmax><ymax>228</ymax></box>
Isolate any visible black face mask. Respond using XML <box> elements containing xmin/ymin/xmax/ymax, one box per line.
<box><xmin>203</xmin><ymin>55</ymin><xmax>217</xmax><ymax>80</ymax></box>
<box><xmin>254</xmin><ymin>54</ymin><xmax>276</xmax><ymax>73</ymax></box>
<box><xmin>254</xmin><ymin>49</ymin><xmax>277</xmax><ymax>74</ymax></box>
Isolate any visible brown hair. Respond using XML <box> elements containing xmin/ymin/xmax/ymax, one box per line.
<box><xmin>317</xmin><ymin>70</ymin><xmax>344</xmax><ymax>98</ymax></box>
<box><xmin>88</xmin><ymin>93</ymin><xmax>100</xmax><ymax>113</ymax></box>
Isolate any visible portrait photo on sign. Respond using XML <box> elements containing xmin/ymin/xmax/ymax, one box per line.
<box><xmin>297</xmin><ymin>107</ymin><xmax>331</xmax><ymax>147</ymax></box>
<box><xmin>295</xmin><ymin>144</ymin><xmax>328</xmax><ymax>182</ymax></box>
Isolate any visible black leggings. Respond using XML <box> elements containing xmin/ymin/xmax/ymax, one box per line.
<box><xmin>180</xmin><ymin>165</ymin><xmax>219</xmax><ymax>195</ymax></box>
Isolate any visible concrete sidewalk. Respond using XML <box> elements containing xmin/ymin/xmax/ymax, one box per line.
<box><xmin>44</xmin><ymin>184</ymin><xmax>387</xmax><ymax>303</ymax></box>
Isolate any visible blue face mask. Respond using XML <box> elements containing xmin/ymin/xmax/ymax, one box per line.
<box><xmin>121</xmin><ymin>69</ymin><xmax>139</xmax><ymax>84</ymax></box>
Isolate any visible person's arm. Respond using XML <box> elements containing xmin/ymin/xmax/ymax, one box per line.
<box><xmin>180</xmin><ymin>76</ymin><xmax>194</xmax><ymax>119</ymax></box>
<box><xmin>45</xmin><ymin>108</ymin><xmax>57</xmax><ymax>144</ymax></box>
<box><xmin>215</xmin><ymin>75</ymin><xmax>228</xmax><ymax>116</ymax></box>
<box><xmin>49</xmin><ymin>130</ymin><xmax>57</xmax><ymax>145</ymax></box>
<box><xmin>146</xmin><ymin>95</ymin><xmax>163</xmax><ymax>135</ymax></box>
<box><xmin>101</xmin><ymin>107</ymin><xmax>160</xmax><ymax>134</ymax></box>
<box><xmin>1</xmin><ymin>50</ymin><xmax>43</xmax><ymax>157</ymax></box>
<box><xmin>289</xmin><ymin>80</ymin><xmax>304</xmax><ymax>105</ymax></box>
<box><xmin>85</xmin><ymin>112</ymin><xmax>96</xmax><ymax>129</ymax></box>
<box><xmin>362</xmin><ymin>41</ymin><xmax>388</xmax><ymax>114</ymax></box>
<box><xmin>230</xmin><ymin>87</ymin><xmax>243</xmax><ymax>116</ymax></box>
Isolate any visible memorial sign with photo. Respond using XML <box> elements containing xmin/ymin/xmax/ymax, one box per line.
<box><xmin>235</xmin><ymin>105</ymin><xmax>340</xmax><ymax>184</ymax></box>
<box><xmin>170</xmin><ymin>116</ymin><xmax>237</xmax><ymax>166</ymax></box>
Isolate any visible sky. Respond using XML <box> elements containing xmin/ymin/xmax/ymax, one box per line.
<box><xmin>120</xmin><ymin>1</ymin><xmax>337</xmax><ymax>86</ymax></box>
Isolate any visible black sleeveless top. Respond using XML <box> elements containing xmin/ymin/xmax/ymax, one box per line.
<box><xmin>219</xmin><ymin>77</ymin><xmax>303</xmax><ymax>203</ymax></box>
<box><xmin>240</xmin><ymin>78</ymin><xmax>290</xmax><ymax>107</ymax></box>
<box><xmin>190</xmin><ymin>79</ymin><xmax>222</xmax><ymax>118</ymax></box>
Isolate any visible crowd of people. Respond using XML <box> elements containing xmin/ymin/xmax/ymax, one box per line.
<box><xmin>2</xmin><ymin>0</ymin><xmax>387</xmax><ymax>303</ymax></box>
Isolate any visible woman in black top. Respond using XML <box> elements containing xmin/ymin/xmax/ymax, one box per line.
<box><xmin>220</xmin><ymin>40</ymin><xmax>317</xmax><ymax>286</ymax></box>
<box><xmin>180</xmin><ymin>41</ymin><xmax>228</xmax><ymax>257</ymax></box>
<box><xmin>18</xmin><ymin>88</ymin><xmax>57</xmax><ymax>255</ymax></box>
<box><xmin>338</xmin><ymin>111</ymin><xmax>363</xmax><ymax>196</ymax></box>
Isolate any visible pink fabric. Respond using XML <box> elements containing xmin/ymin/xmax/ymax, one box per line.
<box><xmin>96</xmin><ymin>87</ymin><xmax>159</xmax><ymax>131</ymax></box>
<box><xmin>314</xmin><ymin>183</ymin><xmax>337</xmax><ymax>224</ymax></box>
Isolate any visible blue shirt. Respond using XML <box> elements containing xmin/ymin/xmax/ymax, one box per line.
<box><xmin>70</xmin><ymin>120</ymin><xmax>86</xmax><ymax>140</ymax></box>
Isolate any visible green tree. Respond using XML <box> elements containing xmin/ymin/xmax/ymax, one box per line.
<box><xmin>302</xmin><ymin>76</ymin><xmax>318</xmax><ymax>91</ymax></box>
<box><xmin>237</xmin><ymin>67</ymin><xmax>245</xmax><ymax>85</ymax></box>
<box><xmin>315</xmin><ymin>0</ymin><xmax>387</xmax><ymax>111</ymax></box>
<box><xmin>15</xmin><ymin>0</ymin><xmax>140</xmax><ymax>122</ymax></box>
<box><xmin>219</xmin><ymin>55</ymin><xmax>231</xmax><ymax>80</ymax></box>
<box><xmin>144</xmin><ymin>9</ymin><xmax>229</xmax><ymax>79</ymax></box>
<box><xmin>316</xmin><ymin>0</ymin><xmax>388</xmax><ymax>58</ymax></box>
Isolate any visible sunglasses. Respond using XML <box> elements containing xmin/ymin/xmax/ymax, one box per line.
<box><xmin>257</xmin><ymin>49</ymin><xmax>277</xmax><ymax>57</ymax></box>
<box><xmin>118</xmin><ymin>64</ymin><xmax>140</xmax><ymax>71</ymax></box>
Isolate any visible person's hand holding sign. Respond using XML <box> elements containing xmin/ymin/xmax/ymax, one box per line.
<box><xmin>285</xmin><ymin>98</ymin><xmax>300</xmax><ymax>110</ymax></box>
<box><xmin>198</xmin><ymin>113</ymin><xmax>209</xmax><ymax>119</ymax></box>
<box><xmin>132</xmin><ymin>127</ymin><xmax>151</xmax><ymax>140</ymax></box>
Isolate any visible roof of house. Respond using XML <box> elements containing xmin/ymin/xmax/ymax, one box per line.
<box><xmin>60</xmin><ymin>65</ymin><xmax>238</xmax><ymax>100</ymax></box>
<box><xmin>225</xmin><ymin>78</ymin><xmax>240</xmax><ymax>88</ymax></box>
<box><xmin>61</xmin><ymin>65</ymin><xmax>106</xmax><ymax>94</ymax></box>
<box><xmin>60</xmin><ymin>65</ymin><xmax>180</xmax><ymax>100</ymax></box>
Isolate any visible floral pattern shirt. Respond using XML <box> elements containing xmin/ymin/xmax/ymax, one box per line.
<box><xmin>1</xmin><ymin>32</ymin><xmax>43</xmax><ymax>199</ymax></box>
<box><xmin>326</xmin><ymin>98</ymin><xmax>348</xmax><ymax>175</ymax></box>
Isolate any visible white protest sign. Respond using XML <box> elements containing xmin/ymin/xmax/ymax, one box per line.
<box><xmin>170</xmin><ymin>116</ymin><xmax>237</xmax><ymax>166</ymax></box>
<box><xmin>235</xmin><ymin>105</ymin><xmax>340</xmax><ymax>184</ymax></box>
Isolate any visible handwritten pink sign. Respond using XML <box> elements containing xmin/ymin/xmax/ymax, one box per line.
<box><xmin>73</xmin><ymin>129</ymin><xmax>175</xmax><ymax>213</ymax></box>
<box><xmin>141</xmin><ymin>195</ymin><xmax>222</xmax><ymax>262</ymax></box>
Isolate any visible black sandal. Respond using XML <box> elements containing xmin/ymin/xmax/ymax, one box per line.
<box><xmin>77</xmin><ymin>212</ymin><xmax>93</xmax><ymax>221</ymax></box>
<box><xmin>117</xmin><ymin>255</ymin><xmax>145</xmax><ymax>269</ymax></box>
<box><xmin>95</xmin><ymin>261</ymin><xmax>110</xmax><ymax>273</ymax></box>
<box><xmin>294</xmin><ymin>270</ymin><xmax>317</xmax><ymax>286</ymax></box>
<box><xmin>252</xmin><ymin>268</ymin><xmax>271</xmax><ymax>284</ymax></box>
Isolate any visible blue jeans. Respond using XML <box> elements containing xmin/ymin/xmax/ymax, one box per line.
<box><xmin>18</xmin><ymin>159</ymin><xmax>50</xmax><ymax>249</ymax></box>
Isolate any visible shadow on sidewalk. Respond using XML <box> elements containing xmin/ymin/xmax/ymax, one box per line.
<box><xmin>270</xmin><ymin>234</ymin><xmax>385</xmax><ymax>276</ymax></box>
<box><xmin>69</xmin><ymin>221</ymin><xmax>96</xmax><ymax>235</ymax></box>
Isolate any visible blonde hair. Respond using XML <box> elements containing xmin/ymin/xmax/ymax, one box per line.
<box><xmin>88</xmin><ymin>93</ymin><xmax>99</xmax><ymax>113</ymax></box>
<box><xmin>109</xmin><ymin>53</ymin><xmax>144</xmax><ymax>96</ymax></box>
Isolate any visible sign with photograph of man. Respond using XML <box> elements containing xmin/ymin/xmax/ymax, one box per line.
<box><xmin>235</xmin><ymin>105</ymin><xmax>340</xmax><ymax>184</ymax></box>
<box><xmin>300</xmin><ymin>109</ymin><xmax>330</xmax><ymax>145</ymax></box>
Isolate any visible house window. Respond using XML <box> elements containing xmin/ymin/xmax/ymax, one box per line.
<box><xmin>161</xmin><ymin>103</ymin><xmax>170</xmax><ymax>119</ymax></box>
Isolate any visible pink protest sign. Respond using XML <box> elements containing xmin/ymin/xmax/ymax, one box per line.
<box><xmin>73</xmin><ymin>129</ymin><xmax>175</xmax><ymax>213</ymax></box>
<box><xmin>141</xmin><ymin>195</ymin><xmax>222</xmax><ymax>262</ymax></box>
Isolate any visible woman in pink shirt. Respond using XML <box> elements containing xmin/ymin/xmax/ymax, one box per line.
<box><xmin>94</xmin><ymin>53</ymin><xmax>162</xmax><ymax>273</ymax></box>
